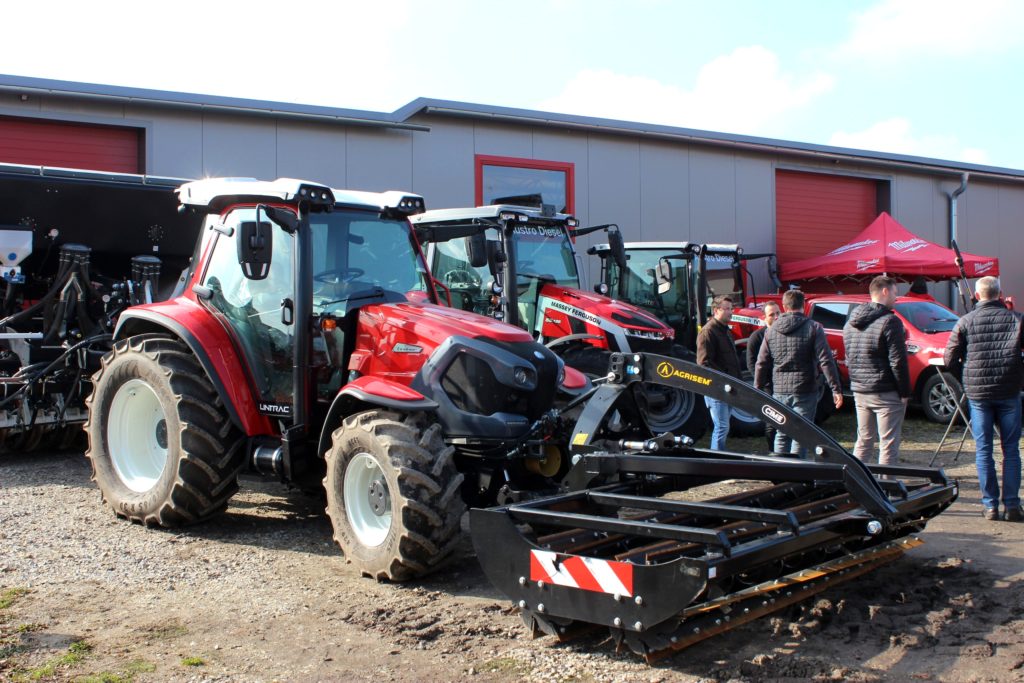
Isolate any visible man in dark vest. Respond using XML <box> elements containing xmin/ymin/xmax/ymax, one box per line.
<box><xmin>944</xmin><ymin>276</ymin><xmax>1023</xmax><ymax>522</ymax></box>
<box><xmin>755</xmin><ymin>290</ymin><xmax>842</xmax><ymax>457</ymax></box>
<box><xmin>697</xmin><ymin>295</ymin><xmax>740</xmax><ymax>450</ymax></box>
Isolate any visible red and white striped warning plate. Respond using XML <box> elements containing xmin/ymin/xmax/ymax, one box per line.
<box><xmin>529</xmin><ymin>549</ymin><xmax>634</xmax><ymax>597</ymax></box>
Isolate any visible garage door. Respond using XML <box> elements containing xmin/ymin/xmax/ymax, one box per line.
<box><xmin>0</xmin><ymin>116</ymin><xmax>141</xmax><ymax>173</ymax></box>
<box><xmin>775</xmin><ymin>170</ymin><xmax>879</xmax><ymax>264</ymax></box>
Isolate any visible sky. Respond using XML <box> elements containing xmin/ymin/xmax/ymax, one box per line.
<box><xmin>4</xmin><ymin>0</ymin><xmax>1023</xmax><ymax>169</ymax></box>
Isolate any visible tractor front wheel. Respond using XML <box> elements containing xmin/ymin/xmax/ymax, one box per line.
<box><xmin>324</xmin><ymin>410</ymin><xmax>465</xmax><ymax>581</ymax></box>
<box><xmin>84</xmin><ymin>335</ymin><xmax>244</xmax><ymax>526</ymax></box>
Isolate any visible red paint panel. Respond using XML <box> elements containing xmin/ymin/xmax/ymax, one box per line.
<box><xmin>775</xmin><ymin>170</ymin><xmax>877</xmax><ymax>264</ymax></box>
<box><xmin>0</xmin><ymin>116</ymin><xmax>141</xmax><ymax>173</ymax></box>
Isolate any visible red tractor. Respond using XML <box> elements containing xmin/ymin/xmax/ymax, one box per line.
<box><xmin>85</xmin><ymin>178</ymin><xmax>589</xmax><ymax>581</ymax></box>
<box><xmin>411</xmin><ymin>206</ymin><xmax>708</xmax><ymax>440</ymax></box>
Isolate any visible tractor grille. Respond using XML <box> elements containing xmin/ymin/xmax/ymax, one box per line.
<box><xmin>440</xmin><ymin>338</ymin><xmax>558</xmax><ymax>421</ymax></box>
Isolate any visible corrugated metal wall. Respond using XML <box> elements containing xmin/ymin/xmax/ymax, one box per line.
<box><xmin>1</xmin><ymin>91</ymin><xmax>1022</xmax><ymax>306</ymax></box>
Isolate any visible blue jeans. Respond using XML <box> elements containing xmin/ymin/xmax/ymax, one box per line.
<box><xmin>969</xmin><ymin>397</ymin><xmax>1022</xmax><ymax>511</ymax></box>
<box><xmin>705</xmin><ymin>396</ymin><xmax>731</xmax><ymax>450</ymax></box>
<box><xmin>773</xmin><ymin>392</ymin><xmax>818</xmax><ymax>458</ymax></box>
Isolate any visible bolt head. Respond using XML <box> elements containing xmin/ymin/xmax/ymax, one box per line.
<box><xmin>634</xmin><ymin>595</ymin><xmax>643</xmax><ymax>606</ymax></box>
<box><xmin>613</xmin><ymin>617</ymin><xmax>622</xmax><ymax>627</ymax></box>
<box><xmin>518</xmin><ymin>576</ymin><xmax>527</xmax><ymax>586</ymax></box>
<box><xmin>518</xmin><ymin>600</ymin><xmax>526</xmax><ymax>609</ymax></box>
<box><xmin>536</xmin><ymin>580</ymin><xmax>545</xmax><ymax>589</ymax></box>
<box><xmin>537</xmin><ymin>603</ymin><xmax>545</xmax><ymax>613</ymax></box>
<box><xmin>634</xmin><ymin>621</ymin><xmax>643</xmax><ymax>631</ymax></box>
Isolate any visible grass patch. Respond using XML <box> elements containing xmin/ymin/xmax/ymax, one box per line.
<box><xmin>480</xmin><ymin>656</ymin><xmax>530</xmax><ymax>676</ymax></box>
<box><xmin>14</xmin><ymin>623</ymin><xmax>44</xmax><ymax>634</ymax></box>
<box><xmin>0</xmin><ymin>588</ymin><xmax>29</xmax><ymax>610</ymax></box>
<box><xmin>180</xmin><ymin>656</ymin><xmax>204</xmax><ymax>667</ymax></box>
<box><xmin>76</xmin><ymin>659</ymin><xmax>155</xmax><ymax>683</ymax></box>
<box><xmin>12</xmin><ymin>640</ymin><xmax>92</xmax><ymax>681</ymax></box>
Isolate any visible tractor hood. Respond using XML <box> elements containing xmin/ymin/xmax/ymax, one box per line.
<box><xmin>360</xmin><ymin>301</ymin><xmax>535</xmax><ymax>346</ymax></box>
<box><xmin>539</xmin><ymin>284</ymin><xmax>673</xmax><ymax>336</ymax></box>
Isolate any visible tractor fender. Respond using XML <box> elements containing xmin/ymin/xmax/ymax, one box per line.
<box><xmin>315</xmin><ymin>376</ymin><xmax>438</xmax><ymax>460</ymax></box>
<box><xmin>114</xmin><ymin>306</ymin><xmax>273</xmax><ymax>436</ymax></box>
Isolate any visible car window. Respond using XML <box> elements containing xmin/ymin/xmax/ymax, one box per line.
<box><xmin>810</xmin><ymin>302</ymin><xmax>852</xmax><ymax>330</ymax></box>
<box><xmin>894</xmin><ymin>301</ymin><xmax>959</xmax><ymax>333</ymax></box>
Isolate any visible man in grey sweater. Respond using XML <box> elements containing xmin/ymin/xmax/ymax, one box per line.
<box><xmin>755</xmin><ymin>290</ymin><xmax>843</xmax><ymax>457</ymax></box>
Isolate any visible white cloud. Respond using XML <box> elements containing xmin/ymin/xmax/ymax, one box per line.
<box><xmin>534</xmin><ymin>46</ymin><xmax>833</xmax><ymax>135</ymax></box>
<box><xmin>829</xmin><ymin>118</ymin><xmax>991</xmax><ymax>164</ymax></box>
<box><xmin>840</xmin><ymin>0</ymin><xmax>1024</xmax><ymax>59</ymax></box>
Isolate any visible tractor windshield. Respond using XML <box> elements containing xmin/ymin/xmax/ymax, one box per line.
<box><xmin>311</xmin><ymin>210</ymin><xmax>431</xmax><ymax>315</ymax></box>
<box><xmin>609</xmin><ymin>249</ymin><xmax>691</xmax><ymax>320</ymax></box>
<box><xmin>511</xmin><ymin>225</ymin><xmax>578</xmax><ymax>288</ymax></box>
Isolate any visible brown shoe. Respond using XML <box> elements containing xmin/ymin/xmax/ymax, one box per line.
<box><xmin>1006</xmin><ymin>507</ymin><xmax>1023</xmax><ymax>522</ymax></box>
<box><xmin>983</xmin><ymin>508</ymin><xmax>1001</xmax><ymax>521</ymax></box>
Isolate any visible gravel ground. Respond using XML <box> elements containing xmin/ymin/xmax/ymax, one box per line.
<box><xmin>1</xmin><ymin>408</ymin><xmax>1023</xmax><ymax>682</ymax></box>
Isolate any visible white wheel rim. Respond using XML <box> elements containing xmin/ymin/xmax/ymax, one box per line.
<box><xmin>107</xmin><ymin>378</ymin><xmax>169</xmax><ymax>493</ymax></box>
<box><xmin>344</xmin><ymin>452</ymin><xmax>392</xmax><ymax>547</ymax></box>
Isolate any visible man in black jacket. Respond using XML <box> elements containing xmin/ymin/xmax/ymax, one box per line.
<box><xmin>747</xmin><ymin>301</ymin><xmax>780</xmax><ymax>450</ymax></box>
<box><xmin>843</xmin><ymin>276</ymin><xmax>911</xmax><ymax>467</ymax></box>
<box><xmin>697</xmin><ymin>295</ymin><xmax>740</xmax><ymax>450</ymax></box>
<box><xmin>755</xmin><ymin>290</ymin><xmax>842</xmax><ymax>457</ymax></box>
<box><xmin>944</xmin><ymin>276</ymin><xmax>1023</xmax><ymax>522</ymax></box>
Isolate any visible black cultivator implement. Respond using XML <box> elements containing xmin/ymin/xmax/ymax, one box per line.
<box><xmin>470</xmin><ymin>353</ymin><xmax>957</xmax><ymax>660</ymax></box>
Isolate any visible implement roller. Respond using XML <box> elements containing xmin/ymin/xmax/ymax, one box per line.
<box><xmin>470</xmin><ymin>353</ymin><xmax>958</xmax><ymax>660</ymax></box>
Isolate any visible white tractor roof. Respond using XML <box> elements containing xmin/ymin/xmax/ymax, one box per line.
<box><xmin>177</xmin><ymin>177</ymin><xmax>335</xmax><ymax>209</ymax></box>
<box><xmin>177</xmin><ymin>178</ymin><xmax>424</xmax><ymax>215</ymax></box>
<box><xmin>411</xmin><ymin>204</ymin><xmax>574</xmax><ymax>225</ymax></box>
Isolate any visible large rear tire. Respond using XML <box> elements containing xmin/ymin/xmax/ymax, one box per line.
<box><xmin>84</xmin><ymin>335</ymin><xmax>244</xmax><ymax>526</ymax></box>
<box><xmin>324</xmin><ymin>410</ymin><xmax>465</xmax><ymax>581</ymax></box>
<box><xmin>562</xmin><ymin>346</ymin><xmax>708</xmax><ymax>440</ymax></box>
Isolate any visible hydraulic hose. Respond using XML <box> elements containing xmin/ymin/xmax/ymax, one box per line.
<box><xmin>0</xmin><ymin>257</ymin><xmax>73</xmax><ymax>330</ymax></box>
<box><xmin>0</xmin><ymin>333</ymin><xmax>112</xmax><ymax>410</ymax></box>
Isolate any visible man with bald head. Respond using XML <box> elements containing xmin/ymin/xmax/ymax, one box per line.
<box><xmin>944</xmin><ymin>276</ymin><xmax>1023</xmax><ymax>522</ymax></box>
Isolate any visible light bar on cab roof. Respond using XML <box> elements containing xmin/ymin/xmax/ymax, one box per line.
<box><xmin>176</xmin><ymin>177</ymin><xmax>335</xmax><ymax>210</ymax></box>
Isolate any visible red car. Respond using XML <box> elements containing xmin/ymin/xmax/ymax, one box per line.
<box><xmin>801</xmin><ymin>294</ymin><xmax>960</xmax><ymax>423</ymax></box>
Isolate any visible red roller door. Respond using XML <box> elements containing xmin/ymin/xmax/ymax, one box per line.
<box><xmin>0</xmin><ymin>116</ymin><xmax>141</xmax><ymax>173</ymax></box>
<box><xmin>775</xmin><ymin>170</ymin><xmax>878</xmax><ymax>264</ymax></box>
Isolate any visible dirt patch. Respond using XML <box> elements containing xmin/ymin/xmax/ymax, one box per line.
<box><xmin>2</xmin><ymin>409</ymin><xmax>1023</xmax><ymax>682</ymax></box>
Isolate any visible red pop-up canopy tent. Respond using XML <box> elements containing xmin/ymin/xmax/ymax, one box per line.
<box><xmin>780</xmin><ymin>212</ymin><xmax>999</xmax><ymax>282</ymax></box>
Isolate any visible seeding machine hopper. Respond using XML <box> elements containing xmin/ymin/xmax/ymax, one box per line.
<box><xmin>470</xmin><ymin>352</ymin><xmax>958</xmax><ymax>660</ymax></box>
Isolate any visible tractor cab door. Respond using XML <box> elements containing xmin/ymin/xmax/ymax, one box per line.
<box><xmin>200</xmin><ymin>206</ymin><xmax>296</xmax><ymax>416</ymax></box>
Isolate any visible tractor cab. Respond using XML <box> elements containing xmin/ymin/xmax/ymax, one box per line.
<box><xmin>412</xmin><ymin>206</ymin><xmax>673</xmax><ymax>353</ymax></box>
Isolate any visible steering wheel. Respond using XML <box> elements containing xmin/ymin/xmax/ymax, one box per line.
<box><xmin>444</xmin><ymin>269</ymin><xmax>481</xmax><ymax>289</ymax></box>
<box><xmin>314</xmin><ymin>267</ymin><xmax>365</xmax><ymax>284</ymax></box>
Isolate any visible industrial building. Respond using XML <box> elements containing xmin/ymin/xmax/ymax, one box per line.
<box><xmin>1</xmin><ymin>73</ymin><xmax>1021</xmax><ymax>306</ymax></box>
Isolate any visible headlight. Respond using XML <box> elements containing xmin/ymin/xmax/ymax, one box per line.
<box><xmin>622</xmin><ymin>327</ymin><xmax>666</xmax><ymax>341</ymax></box>
<box><xmin>513</xmin><ymin>367</ymin><xmax>535</xmax><ymax>386</ymax></box>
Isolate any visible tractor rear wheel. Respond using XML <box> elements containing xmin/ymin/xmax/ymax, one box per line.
<box><xmin>324</xmin><ymin>410</ymin><xmax>465</xmax><ymax>581</ymax></box>
<box><xmin>562</xmin><ymin>346</ymin><xmax>708</xmax><ymax>440</ymax></box>
<box><xmin>85</xmin><ymin>335</ymin><xmax>244</xmax><ymax>526</ymax></box>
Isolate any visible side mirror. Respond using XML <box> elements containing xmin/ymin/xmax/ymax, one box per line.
<box><xmin>238</xmin><ymin>219</ymin><xmax>273</xmax><ymax>280</ymax></box>
<box><xmin>467</xmin><ymin>231</ymin><xmax>488</xmax><ymax>268</ymax></box>
<box><xmin>607</xmin><ymin>227</ymin><xmax>627</xmax><ymax>272</ymax></box>
<box><xmin>655</xmin><ymin>259</ymin><xmax>673</xmax><ymax>295</ymax></box>
<box><xmin>485</xmin><ymin>240</ymin><xmax>505</xmax><ymax>277</ymax></box>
